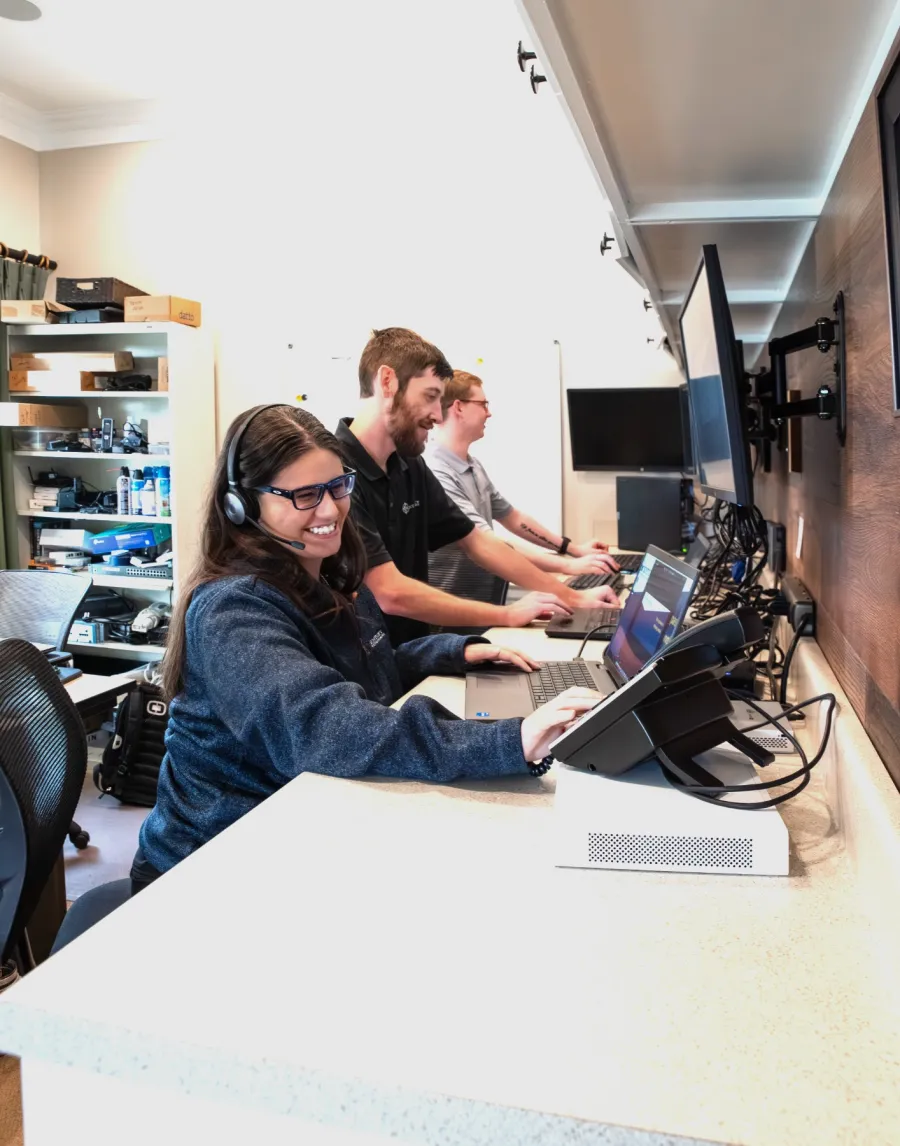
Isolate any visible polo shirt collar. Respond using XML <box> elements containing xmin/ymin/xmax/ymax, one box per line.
<box><xmin>429</xmin><ymin>443</ymin><xmax>472</xmax><ymax>475</ymax></box>
<box><xmin>336</xmin><ymin>417</ymin><xmax>407</xmax><ymax>480</ymax></box>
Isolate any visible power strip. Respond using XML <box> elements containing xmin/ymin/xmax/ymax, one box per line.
<box><xmin>781</xmin><ymin>575</ymin><xmax>815</xmax><ymax>634</ymax></box>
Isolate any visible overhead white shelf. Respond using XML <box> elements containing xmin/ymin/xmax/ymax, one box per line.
<box><xmin>67</xmin><ymin>640</ymin><xmax>165</xmax><ymax>661</ymax></box>
<box><xmin>14</xmin><ymin>451</ymin><xmax>171</xmax><ymax>462</ymax></box>
<box><xmin>20</xmin><ymin>509</ymin><xmax>175</xmax><ymax>524</ymax></box>
<box><xmin>9</xmin><ymin>390</ymin><xmax>168</xmax><ymax>400</ymax></box>
<box><xmin>12</xmin><ymin>322</ymin><xmax>174</xmax><ymax>337</ymax></box>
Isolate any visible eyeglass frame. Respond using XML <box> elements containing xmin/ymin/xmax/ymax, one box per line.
<box><xmin>253</xmin><ymin>469</ymin><xmax>357</xmax><ymax>511</ymax></box>
<box><xmin>457</xmin><ymin>398</ymin><xmax>490</xmax><ymax>409</ymax></box>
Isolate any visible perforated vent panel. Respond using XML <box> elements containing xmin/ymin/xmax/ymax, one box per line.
<box><xmin>587</xmin><ymin>832</ymin><xmax>753</xmax><ymax>870</ymax></box>
<box><xmin>746</xmin><ymin>732</ymin><xmax>793</xmax><ymax>752</ymax></box>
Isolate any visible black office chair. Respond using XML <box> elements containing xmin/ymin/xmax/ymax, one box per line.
<box><xmin>51</xmin><ymin>879</ymin><xmax>132</xmax><ymax>954</ymax></box>
<box><xmin>428</xmin><ymin>546</ymin><xmax>509</xmax><ymax>635</ymax></box>
<box><xmin>0</xmin><ymin>570</ymin><xmax>92</xmax><ymax>848</ymax></box>
<box><xmin>0</xmin><ymin>639</ymin><xmax>87</xmax><ymax>985</ymax></box>
<box><xmin>0</xmin><ymin>568</ymin><xmax>90</xmax><ymax>660</ymax></box>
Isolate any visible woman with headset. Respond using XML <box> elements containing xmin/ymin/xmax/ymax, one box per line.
<box><xmin>132</xmin><ymin>404</ymin><xmax>598</xmax><ymax>891</ymax></box>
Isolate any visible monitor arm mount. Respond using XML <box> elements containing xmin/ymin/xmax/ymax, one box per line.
<box><xmin>751</xmin><ymin>291</ymin><xmax>847</xmax><ymax>451</ymax></box>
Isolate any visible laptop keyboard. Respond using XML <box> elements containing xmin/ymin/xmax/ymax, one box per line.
<box><xmin>567</xmin><ymin>571</ymin><xmax>616</xmax><ymax>589</ymax></box>
<box><xmin>527</xmin><ymin>660</ymin><xmax>599</xmax><ymax>705</ymax></box>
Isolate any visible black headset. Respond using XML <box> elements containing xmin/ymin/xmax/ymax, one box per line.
<box><xmin>223</xmin><ymin>403</ymin><xmax>306</xmax><ymax>550</ymax></box>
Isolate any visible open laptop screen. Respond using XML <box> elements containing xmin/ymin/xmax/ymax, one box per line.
<box><xmin>605</xmin><ymin>546</ymin><xmax>699</xmax><ymax>685</ymax></box>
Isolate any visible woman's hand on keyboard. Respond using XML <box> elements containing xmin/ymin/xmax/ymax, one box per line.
<box><xmin>521</xmin><ymin>688</ymin><xmax>604</xmax><ymax>762</ymax></box>
<box><xmin>463</xmin><ymin>644</ymin><xmax>541</xmax><ymax>673</ymax></box>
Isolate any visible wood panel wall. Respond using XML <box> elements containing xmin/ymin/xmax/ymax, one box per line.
<box><xmin>755</xmin><ymin>97</ymin><xmax>900</xmax><ymax>787</ymax></box>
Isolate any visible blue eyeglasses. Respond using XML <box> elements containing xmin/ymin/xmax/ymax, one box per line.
<box><xmin>253</xmin><ymin>469</ymin><xmax>356</xmax><ymax>511</ymax></box>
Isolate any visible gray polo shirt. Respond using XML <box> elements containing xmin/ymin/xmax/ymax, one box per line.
<box><xmin>425</xmin><ymin>444</ymin><xmax>513</xmax><ymax>604</ymax></box>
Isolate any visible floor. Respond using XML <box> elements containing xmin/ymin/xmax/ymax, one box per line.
<box><xmin>63</xmin><ymin>750</ymin><xmax>149</xmax><ymax>901</ymax></box>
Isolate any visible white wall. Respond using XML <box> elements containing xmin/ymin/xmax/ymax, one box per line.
<box><xmin>0</xmin><ymin>134</ymin><xmax>40</xmax><ymax>255</ymax></box>
<box><xmin>36</xmin><ymin>0</ymin><xmax>682</xmax><ymax>538</ymax></box>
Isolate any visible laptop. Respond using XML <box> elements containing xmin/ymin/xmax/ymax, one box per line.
<box><xmin>553</xmin><ymin>542</ymin><xmax>706</xmax><ymax>639</ymax></box>
<box><xmin>566</xmin><ymin>534</ymin><xmax>709</xmax><ymax>593</ymax></box>
<box><xmin>465</xmin><ymin>545</ymin><xmax>700</xmax><ymax>721</ymax></box>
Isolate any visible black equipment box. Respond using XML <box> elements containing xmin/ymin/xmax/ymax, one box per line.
<box><xmin>57</xmin><ymin>307</ymin><xmax>125</xmax><ymax>324</ymax></box>
<box><xmin>56</xmin><ymin>277</ymin><xmax>146</xmax><ymax>310</ymax></box>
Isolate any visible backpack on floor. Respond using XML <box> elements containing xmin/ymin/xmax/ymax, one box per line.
<box><xmin>93</xmin><ymin>680</ymin><xmax>169</xmax><ymax>807</ymax></box>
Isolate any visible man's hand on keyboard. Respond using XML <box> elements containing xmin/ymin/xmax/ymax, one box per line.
<box><xmin>571</xmin><ymin>584</ymin><xmax>620</xmax><ymax>608</ymax></box>
<box><xmin>504</xmin><ymin>592</ymin><xmax>573</xmax><ymax>627</ymax></box>
<box><xmin>571</xmin><ymin>537</ymin><xmax>611</xmax><ymax>555</ymax></box>
<box><xmin>464</xmin><ymin>644</ymin><xmax>541</xmax><ymax>673</ymax></box>
<box><xmin>521</xmin><ymin>688</ymin><xmax>604</xmax><ymax>762</ymax></box>
<box><xmin>565</xmin><ymin>551</ymin><xmax>619</xmax><ymax>576</ymax></box>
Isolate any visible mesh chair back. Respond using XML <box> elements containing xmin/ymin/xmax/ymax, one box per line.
<box><xmin>0</xmin><ymin>639</ymin><xmax>86</xmax><ymax>963</ymax></box>
<box><xmin>0</xmin><ymin>569</ymin><xmax>90</xmax><ymax>651</ymax></box>
<box><xmin>428</xmin><ymin>546</ymin><xmax>509</xmax><ymax>607</ymax></box>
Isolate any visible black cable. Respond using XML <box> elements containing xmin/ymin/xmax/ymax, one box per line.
<box><xmin>779</xmin><ymin>619</ymin><xmax>812</xmax><ymax>707</ymax></box>
<box><xmin>666</xmin><ymin>692</ymin><xmax>837</xmax><ymax>810</ymax></box>
<box><xmin>576</xmin><ymin>625</ymin><xmax>612</xmax><ymax>660</ymax></box>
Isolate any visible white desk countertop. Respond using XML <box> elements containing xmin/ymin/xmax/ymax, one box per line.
<box><xmin>3</xmin><ymin>627</ymin><xmax>900</xmax><ymax>1146</ymax></box>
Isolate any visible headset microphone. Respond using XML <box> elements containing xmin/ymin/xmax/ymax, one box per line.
<box><xmin>244</xmin><ymin>516</ymin><xmax>306</xmax><ymax>551</ymax></box>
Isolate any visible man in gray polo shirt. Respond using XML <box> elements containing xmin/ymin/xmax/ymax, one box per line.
<box><xmin>426</xmin><ymin>370</ymin><xmax>618</xmax><ymax>603</ymax></box>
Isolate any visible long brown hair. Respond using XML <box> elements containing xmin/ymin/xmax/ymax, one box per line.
<box><xmin>162</xmin><ymin>404</ymin><xmax>367</xmax><ymax>699</ymax></box>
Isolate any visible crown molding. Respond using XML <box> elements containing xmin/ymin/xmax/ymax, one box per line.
<box><xmin>0</xmin><ymin>92</ymin><xmax>45</xmax><ymax>150</ymax></box>
<box><xmin>0</xmin><ymin>95</ymin><xmax>166</xmax><ymax>151</ymax></box>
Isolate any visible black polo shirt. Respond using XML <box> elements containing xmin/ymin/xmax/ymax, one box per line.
<box><xmin>335</xmin><ymin>418</ymin><xmax>475</xmax><ymax>646</ymax></box>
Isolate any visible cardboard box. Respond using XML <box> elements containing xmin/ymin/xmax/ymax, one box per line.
<box><xmin>0</xmin><ymin>401</ymin><xmax>87</xmax><ymax>428</ymax></box>
<box><xmin>9</xmin><ymin>370</ymin><xmax>97</xmax><ymax>393</ymax></box>
<box><xmin>158</xmin><ymin>356</ymin><xmax>169</xmax><ymax>391</ymax></box>
<box><xmin>11</xmin><ymin>351</ymin><xmax>134</xmax><ymax>373</ymax></box>
<box><xmin>125</xmin><ymin>295</ymin><xmax>201</xmax><ymax>328</ymax></box>
<box><xmin>0</xmin><ymin>300</ymin><xmax>73</xmax><ymax>324</ymax></box>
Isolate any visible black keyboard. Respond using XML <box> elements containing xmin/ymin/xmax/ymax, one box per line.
<box><xmin>567</xmin><ymin>571</ymin><xmax>616</xmax><ymax>590</ymax></box>
<box><xmin>527</xmin><ymin>660</ymin><xmax>598</xmax><ymax>705</ymax></box>
<box><xmin>616</xmin><ymin>553</ymin><xmax>644</xmax><ymax>572</ymax></box>
<box><xmin>575</xmin><ymin>607</ymin><xmax>621</xmax><ymax>632</ymax></box>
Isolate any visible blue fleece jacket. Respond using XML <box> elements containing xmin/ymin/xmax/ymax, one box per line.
<box><xmin>138</xmin><ymin>576</ymin><xmax>528</xmax><ymax>873</ymax></box>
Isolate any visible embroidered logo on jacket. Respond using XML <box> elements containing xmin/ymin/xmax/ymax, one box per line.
<box><xmin>401</xmin><ymin>500</ymin><xmax>420</xmax><ymax>515</ymax></box>
<box><xmin>367</xmin><ymin>630</ymin><xmax>386</xmax><ymax>651</ymax></box>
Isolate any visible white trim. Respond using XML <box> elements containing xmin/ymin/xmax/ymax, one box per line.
<box><xmin>629</xmin><ymin>198</ymin><xmax>824</xmax><ymax>225</ymax></box>
<box><xmin>0</xmin><ymin>96</ymin><xmax>165</xmax><ymax>151</ymax></box>
<box><xmin>39</xmin><ymin>99</ymin><xmax>166</xmax><ymax>151</ymax></box>
<box><xmin>0</xmin><ymin>91</ymin><xmax>44</xmax><ymax>151</ymax></box>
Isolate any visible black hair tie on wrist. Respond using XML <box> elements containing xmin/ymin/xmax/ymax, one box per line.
<box><xmin>528</xmin><ymin>756</ymin><xmax>553</xmax><ymax>777</ymax></box>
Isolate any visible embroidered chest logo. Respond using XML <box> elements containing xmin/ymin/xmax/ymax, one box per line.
<box><xmin>401</xmin><ymin>500</ymin><xmax>420</xmax><ymax>515</ymax></box>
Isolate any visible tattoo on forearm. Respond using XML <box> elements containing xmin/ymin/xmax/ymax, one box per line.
<box><xmin>521</xmin><ymin>522</ymin><xmax>557</xmax><ymax>550</ymax></box>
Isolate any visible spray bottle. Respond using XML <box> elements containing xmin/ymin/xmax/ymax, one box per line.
<box><xmin>131</xmin><ymin>468</ymin><xmax>144</xmax><ymax>515</ymax></box>
<box><xmin>116</xmin><ymin>466</ymin><xmax>130</xmax><ymax>516</ymax></box>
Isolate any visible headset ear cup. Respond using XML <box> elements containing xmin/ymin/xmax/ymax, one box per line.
<box><xmin>223</xmin><ymin>490</ymin><xmax>248</xmax><ymax>525</ymax></box>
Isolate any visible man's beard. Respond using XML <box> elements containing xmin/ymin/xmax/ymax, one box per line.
<box><xmin>388</xmin><ymin>392</ymin><xmax>433</xmax><ymax>457</ymax></box>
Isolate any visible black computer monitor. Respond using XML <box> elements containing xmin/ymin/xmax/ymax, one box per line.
<box><xmin>566</xmin><ymin>388</ymin><xmax>687</xmax><ymax>471</ymax></box>
<box><xmin>678</xmin><ymin>383</ymin><xmax>695</xmax><ymax>475</ymax></box>
<box><xmin>677</xmin><ymin>245</ymin><xmax>753</xmax><ymax>506</ymax></box>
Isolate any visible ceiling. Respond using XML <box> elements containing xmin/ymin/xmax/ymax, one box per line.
<box><xmin>517</xmin><ymin>0</ymin><xmax>900</xmax><ymax>367</ymax></box>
